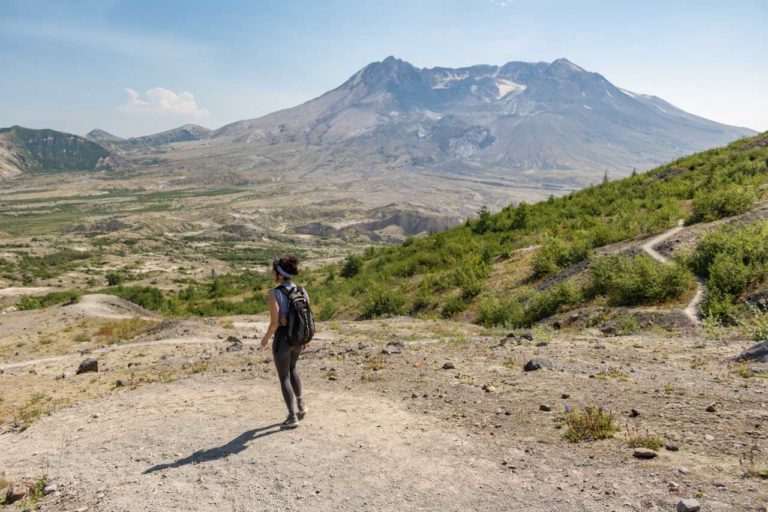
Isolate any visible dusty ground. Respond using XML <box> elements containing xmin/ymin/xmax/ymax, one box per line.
<box><xmin>1</xmin><ymin>309</ymin><xmax>767</xmax><ymax>511</ymax></box>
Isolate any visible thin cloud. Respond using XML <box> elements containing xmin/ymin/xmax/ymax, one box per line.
<box><xmin>119</xmin><ymin>88</ymin><xmax>210</xmax><ymax>120</ymax></box>
<box><xmin>0</xmin><ymin>18</ymin><xmax>209</xmax><ymax>60</ymax></box>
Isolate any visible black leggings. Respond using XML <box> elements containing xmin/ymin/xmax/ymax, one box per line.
<box><xmin>272</xmin><ymin>329</ymin><xmax>303</xmax><ymax>416</ymax></box>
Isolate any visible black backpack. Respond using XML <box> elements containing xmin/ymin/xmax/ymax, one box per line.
<box><xmin>276</xmin><ymin>285</ymin><xmax>315</xmax><ymax>346</ymax></box>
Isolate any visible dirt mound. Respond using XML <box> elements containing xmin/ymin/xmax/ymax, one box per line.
<box><xmin>64</xmin><ymin>294</ymin><xmax>158</xmax><ymax>320</ymax></box>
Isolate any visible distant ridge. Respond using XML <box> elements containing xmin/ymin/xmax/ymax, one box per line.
<box><xmin>86</xmin><ymin>129</ymin><xmax>124</xmax><ymax>142</ymax></box>
<box><xmin>0</xmin><ymin>126</ymin><xmax>115</xmax><ymax>178</ymax></box>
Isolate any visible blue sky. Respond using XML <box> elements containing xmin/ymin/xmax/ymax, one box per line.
<box><xmin>1</xmin><ymin>0</ymin><xmax>765</xmax><ymax>137</ymax></box>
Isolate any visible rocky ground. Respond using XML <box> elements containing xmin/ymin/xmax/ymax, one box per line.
<box><xmin>1</xmin><ymin>309</ymin><xmax>767</xmax><ymax>511</ymax></box>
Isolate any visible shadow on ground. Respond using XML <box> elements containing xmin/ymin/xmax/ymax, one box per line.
<box><xmin>143</xmin><ymin>423</ymin><xmax>283</xmax><ymax>474</ymax></box>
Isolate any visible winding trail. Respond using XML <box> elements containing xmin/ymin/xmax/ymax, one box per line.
<box><xmin>640</xmin><ymin>219</ymin><xmax>704</xmax><ymax>326</ymax></box>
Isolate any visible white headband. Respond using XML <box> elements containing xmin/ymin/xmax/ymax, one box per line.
<box><xmin>275</xmin><ymin>263</ymin><xmax>295</xmax><ymax>278</ymax></box>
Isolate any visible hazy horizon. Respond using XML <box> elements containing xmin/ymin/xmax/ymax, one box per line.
<box><xmin>1</xmin><ymin>0</ymin><xmax>766</xmax><ymax>137</ymax></box>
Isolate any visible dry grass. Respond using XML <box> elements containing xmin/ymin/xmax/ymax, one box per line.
<box><xmin>625</xmin><ymin>423</ymin><xmax>664</xmax><ymax>451</ymax></box>
<box><xmin>95</xmin><ymin>318</ymin><xmax>155</xmax><ymax>344</ymax></box>
<box><xmin>594</xmin><ymin>367</ymin><xmax>629</xmax><ymax>381</ymax></box>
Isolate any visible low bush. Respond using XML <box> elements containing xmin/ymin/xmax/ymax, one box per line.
<box><xmin>17</xmin><ymin>290</ymin><xmax>83</xmax><ymax>310</ymax></box>
<box><xmin>359</xmin><ymin>288</ymin><xmax>406</xmax><ymax>319</ymax></box>
<box><xmin>587</xmin><ymin>253</ymin><xmax>693</xmax><ymax>306</ymax></box>
<box><xmin>561</xmin><ymin>404</ymin><xmax>618</xmax><ymax>442</ymax></box>
<box><xmin>688</xmin><ymin>185</ymin><xmax>757</xmax><ymax>224</ymax></box>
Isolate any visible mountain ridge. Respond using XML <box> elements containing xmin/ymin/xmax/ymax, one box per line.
<box><xmin>207</xmin><ymin>56</ymin><xmax>754</xmax><ymax>175</ymax></box>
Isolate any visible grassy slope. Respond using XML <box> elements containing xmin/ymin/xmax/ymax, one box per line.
<box><xmin>305</xmin><ymin>132</ymin><xmax>768</xmax><ymax>324</ymax></box>
<box><xmin>0</xmin><ymin>126</ymin><xmax>110</xmax><ymax>173</ymax></box>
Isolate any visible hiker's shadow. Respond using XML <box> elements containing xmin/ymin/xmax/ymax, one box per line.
<box><xmin>143</xmin><ymin>423</ymin><xmax>283</xmax><ymax>474</ymax></box>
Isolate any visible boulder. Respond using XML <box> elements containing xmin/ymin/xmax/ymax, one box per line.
<box><xmin>677</xmin><ymin>499</ymin><xmax>701</xmax><ymax>512</ymax></box>
<box><xmin>76</xmin><ymin>359</ymin><xmax>98</xmax><ymax>375</ymax></box>
<box><xmin>633</xmin><ymin>448</ymin><xmax>658</xmax><ymax>459</ymax></box>
<box><xmin>733</xmin><ymin>341</ymin><xmax>768</xmax><ymax>362</ymax></box>
<box><xmin>523</xmin><ymin>358</ymin><xmax>553</xmax><ymax>372</ymax></box>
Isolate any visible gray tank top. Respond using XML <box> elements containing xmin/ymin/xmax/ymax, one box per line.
<box><xmin>274</xmin><ymin>282</ymin><xmax>297</xmax><ymax>319</ymax></box>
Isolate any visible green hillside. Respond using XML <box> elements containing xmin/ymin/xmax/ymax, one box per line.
<box><xmin>305</xmin><ymin>132</ymin><xmax>768</xmax><ymax>326</ymax></box>
<box><xmin>0</xmin><ymin>125</ymin><xmax>111</xmax><ymax>173</ymax></box>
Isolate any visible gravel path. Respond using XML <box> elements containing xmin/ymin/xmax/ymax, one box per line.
<box><xmin>641</xmin><ymin>220</ymin><xmax>704</xmax><ymax>326</ymax></box>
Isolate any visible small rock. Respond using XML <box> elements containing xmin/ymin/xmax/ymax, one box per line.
<box><xmin>523</xmin><ymin>358</ymin><xmax>553</xmax><ymax>372</ymax></box>
<box><xmin>226</xmin><ymin>344</ymin><xmax>242</xmax><ymax>353</ymax></box>
<box><xmin>552</xmin><ymin>321</ymin><xmax>562</xmax><ymax>330</ymax></box>
<box><xmin>594</xmin><ymin>343</ymin><xmax>607</xmax><ymax>350</ymax></box>
<box><xmin>678</xmin><ymin>467</ymin><xmax>689</xmax><ymax>475</ymax></box>
<box><xmin>413</xmin><ymin>361</ymin><xmax>421</xmax><ymax>368</ymax></box>
<box><xmin>520</xmin><ymin>331</ymin><xmax>533</xmax><ymax>341</ymax></box>
<box><xmin>599</xmin><ymin>323</ymin><xmax>618</xmax><ymax>336</ymax></box>
<box><xmin>630</xmin><ymin>408</ymin><xmax>640</xmax><ymax>417</ymax></box>
<box><xmin>386</xmin><ymin>341</ymin><xmax>405</xmax><ymax>348</ymax></box>
<box><xmin>328</xmin><ymin>375</ymin><xmax>337</xmax><ymax>381</ymax></box>
<box><xmin>535</xmin><ymin>341</ymin><xmax>548</xmax><ymax>347</ymax></box>
<box><xmin>76</xmin><ymin>359</ymin><xmax>98</xmax><ymax>375</ymax></box>
<box><xmin>4</xmin><ymin>484</ymin><xmax>29</xmax><ymax>505</ymax></box>
<box><xmin>676</xmin><ymin>498</ymin><xmax>701</xmax><ymax>512</ymax></box>
<box><xmin>43</xmin><ymin>484</ymin><xmax>57</xmax><ymax>495</ymax></box>
<box><xmin>665</xmin><ymin>443</ymin><xmax>680</xmax><ymax>452</ymax></box>
<box><xmin>225</xmin><ymin>335</ymin><xmax>241</xmax><ymax>343</ymax></box>
<box><xmin>633</xmin><ymin>448</ymin><xmax>658</xmax><ymax>459</ymax></box>
<box><xmin>482</xmin><ymin>384</ymin><xmax>496</xmax><ymax>393</ymax></box>
<box><xmin>381</xmin><ymin>346</ymin><xmax>401</xmax><ymax>355</ymax></box>
<box><xmin>55</xmin><ymin>373</ymin><xmax>65</xmax><ymax>380</ymax></box>
<box><xmin>115</xmin><ymin>379</ymin><xmax>127</xmax><ymax>388</ymax></box>
<box><xmin>561</xmin><ymin>393</ymin><xmax>570</xmax><ymax>399</ymax></box>
<box><xmin>704</xmin><ymin>434</ymin><xmax>714</xmax><ymax>442</ymax></box>
<box><xmin>539</xmin><ymin>404</ymin><xmax>552</xmax><ymax>412</ymax></box>
<box><xmin>705</xmin><ymin>404</ymin><xmax>716</xmax><ymax>413</ymax></box>
<box><xmin>442</xmin><ymin>362</ymin><xmax>455</xmax><ymax>370</ymax></box>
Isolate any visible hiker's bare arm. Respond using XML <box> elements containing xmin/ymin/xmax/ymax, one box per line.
<box><xmin>260</xmin><ymin>290</ymin><xmax>280</xmax><ymax>349</ymax></box>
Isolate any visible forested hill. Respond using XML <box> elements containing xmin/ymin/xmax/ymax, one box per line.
<box><xmin>307</xmin><ymin>132</ymin><xmax>768</xmax><ymax>326</ymax></box>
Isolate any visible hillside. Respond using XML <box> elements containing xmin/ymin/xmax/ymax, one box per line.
<box><xmin>211</xmin><ymin>56</ymin><xmax>754</xmax><ymax>176</ymax></box>
<box><xmin>304</xmin><ymin>131</ymin><xmax>768</xmax><ymax>328</ymax></box>
<box><xmin>0</xmin><ymin>126</ymin><xmax>114</xmax><ymax>178</ymax></box>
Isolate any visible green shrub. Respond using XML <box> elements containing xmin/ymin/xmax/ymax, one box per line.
<box><xmin>441</xmin><ymin>296</ymin><xmax>468</xmax><ymax>318</ymax></box>
<box><xmin>341</xmin><ymin>255</ymin><xmax>363</xmax><ymax>278</ymax></box>
<box><xmin>476</xmin><ymin>296</ymin><xmax>525</xmax><ymax>327</ymax></box>
<box><xmin>106</xmin><ymin>272</ymin><xmax>125</xmax><ymax>286</ymax></box>
<box><xmin>691</xmin><ymin>221</ymin><xmax>768</xmax><ymax>323</ymax></box>
<box><xmin>360</xmin><ymin>288</ymin><xmax>406</xmax><ymax>319</ymax></box>
<box><xmin>688</xmin><ymin>185</ymin><xmax>757</xmax><ymax>224</ymax></box>
<box><xmin>587</xmin><ymin>253</ymin><xmax>693</xmax><ymax>306</ymax></box>
<box><xmin>523</xmin><ymin>282</ymin><xmax>583</xmax><ymax>325</ymax></box>
<box><xmin>17</xmin><ymin>290</ymin><xmax>83</xmax><ymax>310</ymax></box>
<box><xmin>561</xmin><ymin>405</ymin><xmax>618</xmax><ymax>442</ymax></box>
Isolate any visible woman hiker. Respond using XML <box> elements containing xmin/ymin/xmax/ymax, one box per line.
<box><xmin>260</xmin><ymin>254</ymin><xmax>309</xmax><ymax>429</ymax></box>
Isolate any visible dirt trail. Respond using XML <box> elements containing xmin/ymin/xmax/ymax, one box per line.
<box><xmin>641</xmin><ymin>220</ymin><xmax>704</xmax><ymax>326</ymax></box>
<box><xmin>1</xmin><ymin>374</ymin><xmax>557</xmax><ymax>512</ymax></box>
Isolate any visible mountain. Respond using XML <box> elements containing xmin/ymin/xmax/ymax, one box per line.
<box><xmin>211</xmin><ymin>56</ymin><xmax>754</xmax><ymax>175</ymax></box>
<box><xmin>124</xmin><ymin>124</ymin><xmax>211</xmax><ymax>147</ymax></box>
<box><xmin>0</xmin><ymin>126</ymin><xmax>115</xmax><ymax>178</ymax></box>
<box><xmin>86</xmin><ymin>129</ymin><xmax>124</xmax><ymax>143</ymax></box>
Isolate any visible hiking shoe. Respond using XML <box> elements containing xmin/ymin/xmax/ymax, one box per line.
<box><xmin>297</xmin><ymin>399</ymin><xmax>309</xmax><ymax>420</ymax></box>
<box><xmin>281</xmin><ymin>414</ymin><xmax>299</xmax><ymax>429</ymax></box>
